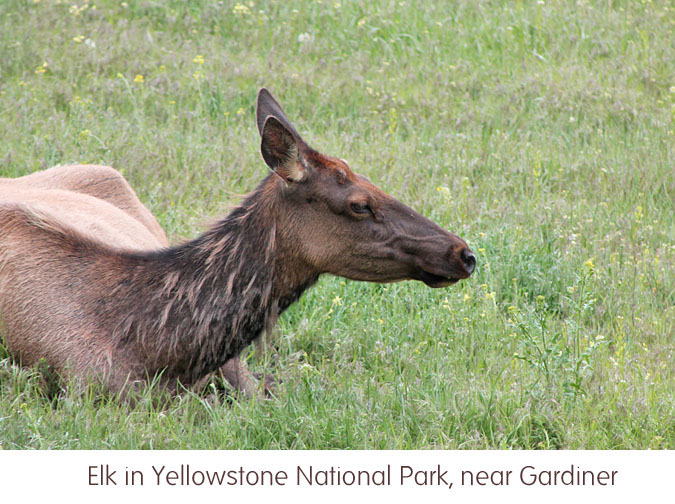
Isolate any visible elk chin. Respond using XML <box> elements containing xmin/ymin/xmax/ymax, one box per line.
<box><xmin>419</xmin><ymin>270</ymin><xmax>460</xmax><ymax>288</ymax></box>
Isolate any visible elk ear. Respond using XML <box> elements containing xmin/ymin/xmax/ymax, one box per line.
<box><xmin>256</xmin><ymin>88</ymin><xmax>302</xmax><ymax>139</ymax></box>
<box><xmin>260</xmin><ymin>116</ymin><xmax>305</xmax><ymax>183</ymax></box>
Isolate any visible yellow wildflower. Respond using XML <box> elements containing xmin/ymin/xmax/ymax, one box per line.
<box><xmin>634</xmin><ymin>205</ymin><xmax>644</xmax><ymax>223</ymax></box>
<box><xmin>34</xmin><ymin>62</ymin><xmax>48</xmax><ymax>74</ymax></box>
<box><xmin>233</xmin><ymin>3</ymin><xmax>250</xmax><ymax>15</ymax></box>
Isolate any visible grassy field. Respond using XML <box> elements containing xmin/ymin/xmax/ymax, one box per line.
<box><xmin>0</xmin><ymin>0</ymin><xmax>673</xmax><ymax>449</ymax></box>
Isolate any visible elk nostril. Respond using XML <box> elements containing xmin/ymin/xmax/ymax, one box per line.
<box><xmin>460</xmin><ymin>248</ymin><xmax>476</xmax><ymax>275</ymax></box>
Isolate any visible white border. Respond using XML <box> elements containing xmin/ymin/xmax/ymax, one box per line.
<box><xmin>0</xmin><ymin>450</ymin><xmax>671</xmax><ymax>503</ymax></box>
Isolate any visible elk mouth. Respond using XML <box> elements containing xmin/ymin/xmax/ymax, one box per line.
<box><xmin>419</xmin><ymin>270</ymin><xmax>460</xmax><ymax>288</ymax></box>
<box><xmin>416</xmin><ymin>246</ymin><xmax>476</xmax><ymax>287</ymax></box>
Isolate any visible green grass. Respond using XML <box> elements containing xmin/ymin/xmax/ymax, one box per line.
<box><xmin>0</xmin><ymin>0</ymin><xmax>673</xmax><ymax>449</ymax></box>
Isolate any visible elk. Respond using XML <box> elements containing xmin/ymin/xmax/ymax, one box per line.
<box><xmin>0</xmin><ymin>89</ymin><xmax>475</xmax><ymax>398</ymax></box>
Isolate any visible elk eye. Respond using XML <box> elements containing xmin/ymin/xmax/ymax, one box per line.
<box><xmin>350</xmin><ymin>202</ymin><xmax>371</xmax><ymax>215</ymax></box>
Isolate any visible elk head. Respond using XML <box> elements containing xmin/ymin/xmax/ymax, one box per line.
<box><xmin>256</xmin><ymin>88</ymin><xmax>475</xmax><ymax>288</ymax></box>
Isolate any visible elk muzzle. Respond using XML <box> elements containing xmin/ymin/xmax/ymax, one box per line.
<box><xmin>410</xmin><ymin>238</ymin><xmax>476</xmax><ymax>288</ymax></box>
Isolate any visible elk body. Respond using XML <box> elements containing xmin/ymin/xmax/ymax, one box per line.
<box><xmin>0</xmin><ymin>89</ymin><xmax>475</xmax><ymax>397</ymax></box>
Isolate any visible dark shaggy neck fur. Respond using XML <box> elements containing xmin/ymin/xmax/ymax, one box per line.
<box><xmin>105</xmin><ymin>175</ymin><xmax>319</xmax><ymax>387</ymax></box>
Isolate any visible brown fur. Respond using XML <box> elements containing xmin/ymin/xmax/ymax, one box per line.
<box><xmin>0</xmin><ymin>164</ymin><xmax>262</xmax><ymax>396</ymax></box>
<box><xmin>0</xmin><ymin>89</ymin><xmax>475</xmax><ymax>398</ymax></box>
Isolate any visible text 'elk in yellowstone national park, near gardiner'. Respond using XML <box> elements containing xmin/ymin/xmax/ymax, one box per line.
<box><xmin>0</xmin><ymin>88</ymin><xmax>475</xmax><ymax>398</ymax></box>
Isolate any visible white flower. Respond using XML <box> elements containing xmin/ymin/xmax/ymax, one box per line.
<box><xmin>298</xmin><ymin>32</ymin><xmax>311</xmax><ymax>43</ymax></box>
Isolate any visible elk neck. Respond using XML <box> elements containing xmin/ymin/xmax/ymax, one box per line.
<box><xmin>108</xmin><ymin>175</ymin><xmax>320</xmax><ymax>385</ymax></box>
